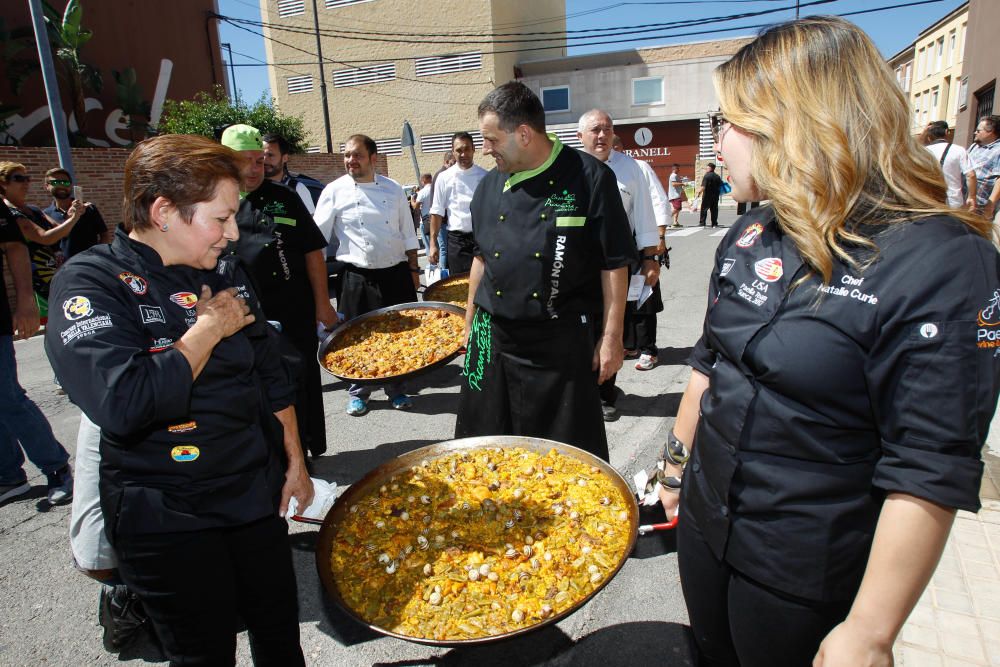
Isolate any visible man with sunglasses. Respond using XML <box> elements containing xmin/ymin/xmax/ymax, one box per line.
<box><xmin>966</xmin><ymin>115</ymin><xmax>1000</xmax><ymax>218</ymax></box>
<box><xmin>42</xmin><ymin>168</ymin><xmax>111</xmax><ymax>259</ymax></box>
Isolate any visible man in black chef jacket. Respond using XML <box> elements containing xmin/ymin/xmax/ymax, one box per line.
<box><xmin>221</xmin><ymin>124</ymin><xmax>338</xmax><ymax>458</ymax></box>
<box><xmin>454</xmin><ymin>82</ymin><xmax>632</xmax><ymax>461</ymax></box>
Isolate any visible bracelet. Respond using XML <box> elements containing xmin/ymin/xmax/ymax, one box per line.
<box><xmin>410</xmin><ymin>267</ymin><xmax>421</xmax><ymax>273</ymax></box>
<box><xmin>663</xmin><ymin>428</ymin><xmax>690</xmax><ymax>466</ymax></box>
<box><xmin>642</xmin><ymin>255</ymin><xmax>660</xmax><ymax>262</ymax></box>
<box><xmin>655</xmin><ymin>467</ymin><xmax>682</xmax><ymax>491</ymax></box>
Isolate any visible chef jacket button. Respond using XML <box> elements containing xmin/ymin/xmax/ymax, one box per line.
<box><xmin>534</xmin><ymin>252</ymin><xmax>541</xmax><ymax>258</ymax></box>
<box><xmin>494</xmin><ymin>251</ymin><xmax>500</xmax><ymax>258</ymax></box>
<box><xmin>720</xmin><ymin>506</ymin><xmax>729</xmax><ymax>518</ymax></box>
<box><xmin>532</xmin><ymin>292</ymin><xmax>539</xmax><ymax>298</ymax></box>
<box><xmin>727</xmin><ymin>444</ymin><xmax>736</xmax><ymax>455</ymax></box>
<box><xmin>496</xmin><ymin>290</ymin><xmax>502</xmax><ymax>296</ymax></box>
<box><xmin>692</xmin><ymin>461</ymin><xmax>701</xmax><ymax>473</ymax></box>
<box><xmin>272</xmin><ymin>272</ymin><xmax>277</xmax><ymax>276</ymax></box>
<box><xmin>540</xmin><ymin>213</ymin><xmax>547</xmax><ymax>220</ymax></box>
<box><xmin>499</xmin><ymin>214</ymin><xmax>506</xmax><ymax>221</ymax></box>
<box><xmin>549</xmin><ymin>180</ymin><xmax>554</xmax><ymax>185</ymax></box>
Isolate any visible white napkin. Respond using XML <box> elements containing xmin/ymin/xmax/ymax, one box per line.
<box><xmin>286</xmin><ymin>477</ymin><xmax>338</xmax><ymax>520</ymax></box>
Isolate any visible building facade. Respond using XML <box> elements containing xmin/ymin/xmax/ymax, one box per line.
<box><xmin>1</xmin><ymin>0</ymin><xmax>227</xmax><ymax>147</ymax></box>
<box><xmin>905</xmin><ymin>2</ymin><xmax>969</xmax><ymax>134</ymax></box>
<box><xmin>260</xmin><ymin>0</ymin><xmax>566</xmax><ymax>182</ymax></box>
<box><xmin>954</xmin><ymin>0</ymin><xmax>1000</xmax><ymax>146</ymax></box>
<box><xmin>518</xmin><ymin>38</ymin><xmax>750</xmax><ymax>192</ymax></box>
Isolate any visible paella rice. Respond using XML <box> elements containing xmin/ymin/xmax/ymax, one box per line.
<box><xmin>329</xmin><ymin>447</ymin><xmax>633</xmax><ymax>641</ymax></box>
<box><xmin>322</xmin><ymin>308</ymin><xmax>464</xmax><ymax>379</ymax></box>
<box><xmin>424</xmin><ymin>277</ymin><xmax>470</xmax><ymax>306</ymax></box>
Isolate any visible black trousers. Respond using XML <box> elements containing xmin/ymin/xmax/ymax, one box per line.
<box><xmin>446</xmin><ymin>230</ymin><xmax>476</xmax><ymax>275</ymax></box>
<box><xmin>623</xmin><ymin>281</ymin><xmax>663</xmax><ymax>356</ymax></box>
<box><xmin>699</xmin><ymin>197</ymin><xmax>720</xmax><ymax>226</ymax></box>
<box><xmin>114</xmin><ymin>515</ymin><xmax>304</xmax><ymax>667</ymax></box>
<box><xmin>455</xmin><ymin>310</ymin><xmax>609</xmax><ymax>461</ymax></box>
<box><xmin>678</xmin><ymin>517</ymin><xmax>852</xmax><ymax>667</ymax></box>
<box><xmin>337</xmin><ymin>262</ymin><xmax>417</xmax><ymax>321</ymax></box>
<box><xmin>284</xmin><ymin>326</ymin><xmax>326</xmax><ymax>457</ymax></box>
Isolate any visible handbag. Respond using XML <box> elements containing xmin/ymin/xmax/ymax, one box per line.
<box><xmin>721</xmin><ymin>182</ymin><xmax>733</xmax><ymax>195</ymax></box>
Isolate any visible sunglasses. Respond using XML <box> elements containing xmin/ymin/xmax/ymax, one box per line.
<box><xmin>708</xmin><ymin>111</ymin><xmax>731</xmax><ymax>143</ymax></box>
<box><xmin>8</xmin><ymin>174</ymin><xmax>30</xmax><ymax>183</ymax></box>
<box><xmin>48</xmin><ymin>179</ymin><xmax>72</xmax><ymax>187</ymax></box>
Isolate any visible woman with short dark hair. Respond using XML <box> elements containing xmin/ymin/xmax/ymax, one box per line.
<box><xmin>45</xmin><ymin>134</ymin><xmax>312</xmax><ymax>665</ymax></box>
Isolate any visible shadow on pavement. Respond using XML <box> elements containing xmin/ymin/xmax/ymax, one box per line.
<box><xmin>630</xmin><ymin>504</ymin><xmax>679</xmax><ymax>560</ymax></box>
<box><xmin>544</xmin><ymin>621</ymin><xmax>695</xmax><ymax>667</ymax></box>
<box><xmin>616</xmin><ymin>392</ymin><xmax>683</xmax><ymax>419</ymax></box>
<box><xmin>310</xmin><ymin>439</ymin><xmax>440</xmax><ymax>486</ymax></box>
<box><xmin>654</xmin><ymin>346</ymin><xmax>694</xmax><ymax>367</ymax></box>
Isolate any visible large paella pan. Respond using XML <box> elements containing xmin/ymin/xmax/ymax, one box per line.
<box><xmin>313</xmin><ymin>436</ymin><xmax>640</xmax><ymax>646</ymax></box>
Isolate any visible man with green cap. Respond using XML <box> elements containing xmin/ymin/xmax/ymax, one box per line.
<box><xmin>221</xmin><ymin>123</ymin><xmax>337</xmax><ymax>459</ymax></box>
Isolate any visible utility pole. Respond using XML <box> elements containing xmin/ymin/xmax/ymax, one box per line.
<box><xmin>221</xmin><ymin>42</ymin><xmax>238</xmax><ymax>101</ymax></box>
<box><xmin>27</xmin><ymin>0</ymin><xmax>74</xmax><ymax>175</ymax></box>
<box><xmin>311</xmin><ymin>0</ymin><xmax>334</xmax><ymax>153</ymax></box>
<box><xmin>795</xmin><ymin>0</ymin><xmax>800</xmax><ymax>19</ymax></box>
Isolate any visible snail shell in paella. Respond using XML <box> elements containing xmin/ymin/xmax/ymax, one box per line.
<box><xmin>416</xmin><ymin>535</ymin><xmax>429</xmax><ymax>550</ymax></box>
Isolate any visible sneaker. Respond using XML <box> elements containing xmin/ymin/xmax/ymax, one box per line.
<box><xmin>635</xmin><ymin>354</ymin><xmax>658</xmax><ymax>371</ymax></box>
<box><xmin>98</xmin><ymin>584</ymin><xmax>149</xmax><ymax>652</ymax></box>
<box><xmin>0</xmin><ymin>481</ymin><xmax>31</xmax><ymax>503</ymax></box>
<box><xmin>346</xmin><ymin>397</ymin><xmax>369</xmax><ymax>416</ymax></box>
<box><xmin>602</xmin><ymin>403</ymin><xmax>619</xmax><ymax>422</ymax></box>
<box><xmin>623</xmin><ymin>349</ymin><xmax>639</xmax><ymax>360</ymax></box>
<box><xmin>671</xmin><ymin>223</ymin><xmax>682</xmax><ymax>228</ymax></box>
<box><xmin>391</xmin><ymin>394</ymin><xmax>413</xmax><ymax>410</ymax></box>
<box><xmin>46</xmin><ymin>466</ymin><xmax>73</xmax><ymax>505</ymax></box>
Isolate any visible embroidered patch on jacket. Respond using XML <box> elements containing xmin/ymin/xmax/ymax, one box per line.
<box><xmin>170</xmin><ymin>446</ymin><xmax>200</xmax><ymax>462</ymax></box>
<box><xmin>736</xmin><ymin>222</ymin><xmax>764</xmax><ymax>248</ymax></box>
<box><xmin>139</xmin><ymin>305</ymin><xmax>166</xmax><ymax>325</ymax></box>
<box><xmin>977</xmin><ymin>289</ymin><xmax>1000</xmax><ymax>349</ymax></box>
<box><xmin>118</xmin><ymin>272</ymin><xmax>148</xmax><ymax>295</ymax></box>
<box><xmin>168</xmin><ymin>421</ymin><xmax>197</xmax><ymax>433</ymax></box>
<box><xmin>169</xmin><ymin>292</ymin><xmax>198</xmax><ymax>309</ymax></box>
<box><xmin>62</xmin><ymin>296</ymin><xmax>93</xmax><ymax>320</ymax></box>
<box><xmin>545</xmin><ymin>191</ymin><xmax>577</xmax><ymax>212</ymax></box>
<box><xmin>753</xmin><ymin>258</ymin><xmax>783</xmax><ymax>283</ymax></box>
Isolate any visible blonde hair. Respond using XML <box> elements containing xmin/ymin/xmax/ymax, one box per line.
<box><xmin>714</xmin><ymin>16</ymin><xmax>992</xmax><ymax>284</ymax></box>
<box><xmin>0</xmin><ymin>162</ymin><xmax>27</xmax><ymax>195</ymax></box>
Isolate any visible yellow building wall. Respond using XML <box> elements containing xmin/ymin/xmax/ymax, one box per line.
<box><xmin>909</xmin><ymin>7</ymin><xmax>969</xmax><ymax>133</ymax></box>
<box><xmin>260</xmin><ymin>0</ymin><xmax>566</xmax><ymax>183</ymax></box>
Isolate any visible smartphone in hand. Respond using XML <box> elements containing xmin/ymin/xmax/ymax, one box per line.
<box><xmin>73</xmin><ymin>185</ymin><xmax>84</xmax><ymax>202</ymax></box>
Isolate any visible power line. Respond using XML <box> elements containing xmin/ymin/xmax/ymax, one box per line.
<box><xmin>226</xmin><ymin>0</ymin><xmax>835</xmax><ymax>42</ymax></box>
<box><xmin>225</xmin><ymin>0</ymin><xmax>946</xmax><ymax>69</ymax></box>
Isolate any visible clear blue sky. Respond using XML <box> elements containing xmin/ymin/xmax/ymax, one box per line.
<box><xmin>216</xmin><ymin>0</ymin><xmax>967</xmax><ymax>102</ymax></box>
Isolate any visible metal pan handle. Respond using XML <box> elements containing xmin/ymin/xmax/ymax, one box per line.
<box><xmin>291</xmin><ymin>515</ymin><xmax>325</xmax><ymax>525</ymax></box>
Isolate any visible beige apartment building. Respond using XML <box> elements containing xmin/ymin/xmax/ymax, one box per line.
<box><xmin>904</xmin><ymin>2</ymin><xmax>969</xmax><ymax>134</ymax></box>
<box><xmin>260</xmin><ymin>0</ymin><xmax>566</xmax><ymax>182</ymax></box>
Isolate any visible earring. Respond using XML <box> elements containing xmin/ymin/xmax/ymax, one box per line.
<box><xmin>161</xmin><ymin>224</ymin><xmax>169</xmax><ymax>231</ymax></box>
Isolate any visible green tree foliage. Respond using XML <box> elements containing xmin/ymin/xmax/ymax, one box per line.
<box><xmin>158</xmin><ymin>86</ymin><xmax>308</xmax><ymax>153</ymax></box>
<box><xmin>45</xmin><ymin>0</ymin><xmax>103</xmax><ymax>146</ymax></box>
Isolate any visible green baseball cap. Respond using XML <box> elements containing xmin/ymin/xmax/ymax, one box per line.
<box><xmin>220</xmin><ymin>124</ymin><xmax>263</xmax><ymax>151</ymax></box>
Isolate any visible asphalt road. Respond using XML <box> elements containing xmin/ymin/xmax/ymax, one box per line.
<box><xmin>0</xmin><ymin>208</ymin><xmax>740</xmax><ymax>667</ymax></box>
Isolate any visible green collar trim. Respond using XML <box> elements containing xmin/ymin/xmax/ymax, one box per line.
<box><xmin>504</xmin><ymin>134</ymin><xmax>562</xmax><ymax>192</ymax></box>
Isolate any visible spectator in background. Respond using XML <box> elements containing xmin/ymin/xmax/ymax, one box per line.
<box><xmin>922</xmin><ymin>120</ymin><xmax>976</xmax><ymax>209</ymax></box>
<box><xmin>429</xmin><ymin>151</ymin><xmax>456</xmax><ymax>271</ymax></box>
<box><xmin>262</xmin><ymin>133</ymin><xmax>325</xmax><ymax>214</ymax></box>
<box><xmin>0</xmin><ymin>195</ymin><xmax>73</xmax><ymax>507</ymax></box>
<box><xmin>411</xmin><ymin>173</ymin><xmax>433</xmax><ymax>250</ymax></box>
<box><xmin>42</xmin><ymin>168</ymin><xmax>111</xmax><ymax>258</ymax></box>
<box><xmin>667</xmin><ymin>163</ymin><xmax>685</xmax><ymax>227</ymax></box>
<box><xmin>695</xmin><ymin>162</ymin><xmax>723</xmax><ymax>227</ymax></box>
<box><xmin>429</xmin><ymin>132</ymin><xmax>488</xmax><ymax>274</ymax></box>
<box><xmin>967</xmin><ymin>115</ymin><xmax>1000</xmax><ymax>218</ymax></box>
<box><xmin>0</xmin><ymin>162</ymin><xmax>82</xmax><ymax>321</ymax></box>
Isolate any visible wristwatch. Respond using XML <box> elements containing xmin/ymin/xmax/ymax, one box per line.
<box><xmin>642</xmin><ymin>255</ymin><xmax>661</xmax><ymax>262</ymax></box>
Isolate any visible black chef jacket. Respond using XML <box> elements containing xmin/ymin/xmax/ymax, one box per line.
<box><xmin>455</xmin><ymin>137</ymin><xmax>633</xmax><ymax>458</ymax></box>
<box><xmin>471</xmin><ymin>135</ymin><xmax>634</xmax><ymax>321</ymax></box>
<box><xmin>44</xmin><ymin>228</ymin><xmax>295</xmax><ymax>541</ymax></box>
<box><xmin>0</xmin><ymin>200</ymin><xmax>27</xmax><ymax>336</ymax></box>
<box><xmin>234</xmin><ymin>180</ymin><xmax>329</xmax><ymax>456</ymax></box>
<box><xmin>683</xmin><ymin>206</ymin><xmax>1000</xmax><ymax>602</ymax></box>
<box><xmin>236</xmin><ymin>180</ymin><xmax>328</xmax><ymax>332</ymax></box>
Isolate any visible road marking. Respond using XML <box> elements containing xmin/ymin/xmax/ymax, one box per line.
<box><xmin>711</xmin><ymin>229</ymin><xmax>728</xmax><ymax>237</ymax></box>
<box><xmin>666</xmin><ymin>228</ymin><xmax>703</xmax><ymax>237</ymax></box>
